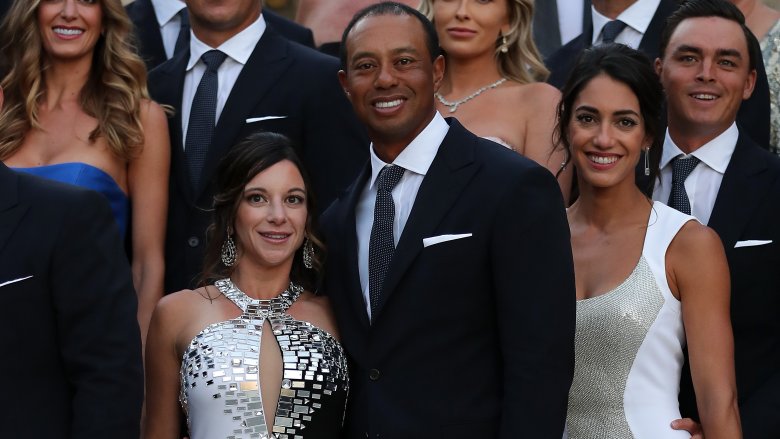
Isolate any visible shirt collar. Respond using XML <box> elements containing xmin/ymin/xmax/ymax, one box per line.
<box><xmin>591</xmin><ymin>0</ymin><xmax>661</xmax><ymax>44</ymax></box>
<box><xmin>152</xmin><ymin>0</ymin><xmax>186</xmax><ymax>27</ymax></box>
<box><xmin>367</xmin><ymin>112</ymin><xmax>449</xmax><ymax>189</ymax></box>
<box><xmin>660</xmin><ymin>122</ymin><xmax>738</xmax><ymax>174</ymax></box>
<box><xmin>187</xmin><ymin>13</ymin><xmax>266</xmax><ymax>70</ymax></box>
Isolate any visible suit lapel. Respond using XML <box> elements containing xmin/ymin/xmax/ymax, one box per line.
<box><xmin>375</xmin><ymin>120</ymin><xmax>479</xmax><ymax>318</ymax></box>
<box><xmin>194</xmin><ymin>30</ymin><xmax>294</xmax><ymax>196</ymax></box>
<box><xmin>0</xmin><ymin>165</ymin><xmax>28</xmax><ymax>255</ymax></box>
<box><xmin>131</xmin><ymin>0</ymin><xmax>167</xmax><ymax>68</ymax></box>
<box><xmin>709</xmin><ymin>134</ymin><xmax>775</xmax><ymax>248</ymax></box>
<box><xmin>638</xmin><ymin>0</ymin><xmax>677</xmax><ymax>60</ymax></box>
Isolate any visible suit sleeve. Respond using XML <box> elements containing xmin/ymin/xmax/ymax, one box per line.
<box><xmin>51</xmin><ymin>190</ymin><xmax>144</xmax><ymax>439</ymax></box>
<box><xmin>490</xmin><ymin>165</ymin><xmax>576</xmax><ymax>438</ymax></box>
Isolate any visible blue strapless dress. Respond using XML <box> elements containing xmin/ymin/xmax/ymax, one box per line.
<box><xmin>14</xmin><ymin>163</ymin><xmax>129</xmax><ymax>236</ymax></box>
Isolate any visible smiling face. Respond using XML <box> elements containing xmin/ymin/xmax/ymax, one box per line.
<box><xmin>338</xmin><ymin>13</ymin><xmax>444</xmax><ymax>161</ymax></box>
<box><xmin>432</xmin><ymin>0</ymin><xmax>510</xmax><ymax>61</ymax></box>
<box><xmin>568</xmin><ymin>73</ymin><xmax>651</xmax><ymax>190</ymax></box>
<box><xmin>38</xmin><ymin>0</ymin><xmax>103</xmax><ymax>63</ymax></box>
<box><xmin>656</xmin><ymin>16</ymin><xmax>756</xmax><ymax>148</ymax></box>
<box><xmin>233</xmin><ymin>160</ymin><xmax>308</xmax><ymax>274</ymax></box>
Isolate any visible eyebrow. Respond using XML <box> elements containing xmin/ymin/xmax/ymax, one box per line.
<box><xmin>350</xmin><ymin>46</ymin><xmax>420</xmax><ymax>62</ymax></box>
<box><xmin>575</xmin><ymin>105</ymin><xmax>640</xmax><ymax>117</ymax></box>
<box><xmin>674</xmin><ymin>44</ymin><xmax>743</xmax><ymax>59</ymax></box>
<box><xmin>243</xmin><ymin>187</ymin><xmax>307</xmax><ymax>194</ymax></box>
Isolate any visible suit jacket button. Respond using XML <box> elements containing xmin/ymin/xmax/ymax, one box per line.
<box><xmin>369</xmin><ymin>369</ymin><xmax>380</xmax><ymax>381</ymax></box>
<box><xmin>188</xmin><ymin>237</ymin><xmax>200</xmax><ymax>248</ymax></box>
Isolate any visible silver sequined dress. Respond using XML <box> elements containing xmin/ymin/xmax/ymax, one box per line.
<box><xmin>761</xmin><ymin>19</ymin><xmax>780</xmax><ymax>154</ymax></box>
<box><xmin>566</xmin><ymin>202</ymin><xmax>695</xmax><ymax>439</ymax></box>
<box><xmin>180</xmin><ymin>279</ymin><xmax>349</xmax><ymax>439</ymax></box>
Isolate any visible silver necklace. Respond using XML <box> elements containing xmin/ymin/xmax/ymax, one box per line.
<box><xmin>435</xmin><ymin>78</ymin><xmax>507</xmax><ymax>113</ymax></box>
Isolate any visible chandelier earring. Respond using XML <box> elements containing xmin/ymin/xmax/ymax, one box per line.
<box><xmin>221</xmin><ymin>230</ymin><xmax>237</xmax><ymax>267</ymax></box>
<box><xmin>302</xmin><ymin>238</ymin><xmax>314</xmax><ymax>269</ymax></box>
<box><xmin>500</xmin><ymin>34</ymin><xmax>509</xmax><ymax>54</ymax></box>
<box><xmin>644</xmin><ymin>147</ymin><xmax>651</xmax><ymax>176</ymax></box>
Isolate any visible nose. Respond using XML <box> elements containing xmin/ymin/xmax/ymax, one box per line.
<box><xmin>374</xmin><ymin>62</ymin><xmax>398</xmax><ymax>89</ymax></box>
<box><xmin>455</xmin><ymin>0</ymin><xmax>470</xmax><ymax>20</ymax></box>
<box><xmin>696</xmin><ymin>58</ymin><xmax>716</xmax><ymax>83</ymax></box>
<box><xmin>266</xmin><ymin>199</ymin><xmax>288</xmax><ymax>225</ymax></box>
<box><xmin>593</xmin><ymin>122</ymin><xmax>616</xmax><ymax>149</ymax></box>
<box><xmin>59</xmin><ymin>0</ymin><xmax>77</xmax><ymax>20</ymax></box>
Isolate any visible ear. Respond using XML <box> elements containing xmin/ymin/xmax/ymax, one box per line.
<box><xmin>654</xmin><ymin>57</ymin><xmax>663</xmax><ymax>77</ymax></box>
<box><xmin>742</xmin><ymin>68</ymin><xmax>757</xmax><ymax>100</ymax></box>
<box><xmin>432</xmin><ymin>54</ymin><xmax>445</xmax><ymax>92</ymax></box>
<box><xmin>337</xmin><ymin>70</ymin><xmax>351</xmax><ymax>100</ymax></box>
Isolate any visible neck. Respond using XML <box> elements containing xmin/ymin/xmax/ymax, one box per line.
<box><xmin>191</xmin><ymin>10</ymin><xmax>260</xmax><ymax>48</ymax></box>
<box><xmin>570</xmin><ymin>176</ymin><xmax>649</xmax><ymax>230</ymax></box>
<box><xmin>370</xmin><ymin>111</ymin><xmax>436</xmax><ymax>163</ymax></box>
<box><xmin>667</xmin><ymin>121</ymin><xmax>731</xmax><ymax>154</ymax></box>
<box><xmin>591</xmin><ymin>0</ymin><xmax>636</xmax><ymax>19</ymax></box>
<box><xmin>438</xmin><ymin>53</ymin><xmax>504</xmax><ymax>98</ymax></box>
<box><xmin>229</xmin><ymin>262</ymin><xmax>292</xmax><ymax>300</ymax></box>
<box><xmin>42</xmin><ymin>57</ymin><xmax>92</xmax><ymax>107</ymax></box>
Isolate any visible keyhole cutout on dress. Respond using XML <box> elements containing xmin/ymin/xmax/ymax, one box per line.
<box><xmin>259</xmin><ymin>318</ymin><xmax>283</xmax><ymax>430</ymax></box>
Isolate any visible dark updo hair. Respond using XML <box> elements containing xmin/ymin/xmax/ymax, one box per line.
<box><xmin>554</xmin><ymin>44</ymin><xmax>664</xmax><ymax>192</ymax></box>
<box><xmin>199</xmin><ymin>132</ymin><xmax>325</xmax><ymax>291</ymax></box>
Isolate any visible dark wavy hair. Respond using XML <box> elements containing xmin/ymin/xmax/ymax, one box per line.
<box><xmin>199</xmin><ymin>132</ymin><xmax>325</xmax><ymax>291</ymax></box>
<box><xmin>554</xmin><ymin>44</ymin><xmax>664</xmax><ymax>194</ymax></box>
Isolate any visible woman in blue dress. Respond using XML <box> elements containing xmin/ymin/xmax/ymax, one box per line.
<box><xmin>0</xmin><ymin>0</ymin><xmax>170</xmax><ymax>346</ymax></box>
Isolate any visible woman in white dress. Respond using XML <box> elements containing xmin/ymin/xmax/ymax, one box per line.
<box><xmin>557</xmin><ymin>44</ymin><xmax>741</xmax><ymax>438</ymax></box>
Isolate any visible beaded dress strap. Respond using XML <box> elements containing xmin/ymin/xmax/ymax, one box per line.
<box><xmin>213</xmin><ymin>278</ymin><xmax>303</xmax><ymax>315</ymax></box>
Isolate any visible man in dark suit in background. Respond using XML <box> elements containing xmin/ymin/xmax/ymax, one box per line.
<box><xmin>545</xmin><ymin>0</ymin><xmax>771</xmax><ymax>149</ymax></box>
<box><xmin>126</xmin><ymin>0</ymin><xmax>315</xmax><ymax>70</ymax></box>
<box><xmin>0</xmin><ymin>125</ymin><xmax>143</xmax><ymax>435</ymax></box>
<box><xmin>532</xmin><ymin>0</ymin><xmax>589</xmax><ymax>58</ymax></box>
<box><xmin>651</xmin><ymin>1</ymin><xmax>780</xmax><ymax>436</ymax></box>
<box><xmin>149</xmin><ymin>0</ymin><xmax>367</xmax><ymax>293</ymax></box>
<box><xmin>323</xmin><ymin>3</ymin><xmax>575</xmax><ymax>438</ymax></box>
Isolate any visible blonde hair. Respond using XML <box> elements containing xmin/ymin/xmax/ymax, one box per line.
<box><xmin>419</xmin><ymin>0</ymin><xmax>549</xmax><ymax>83</ymax></box>
<box><xmin>0</xmin><ymin>0</ymin><xmax>150</xmax><ymax>160</ymax></box>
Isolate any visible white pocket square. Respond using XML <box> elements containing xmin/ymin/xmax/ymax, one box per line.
<box><xmin>734</xmin><ymin>240</ymin><xmax>773</xmax><ymax>248</ymax></box>
<box><xmin>0</xmin><ymin>275</ymin><xmax>33</xmax><ymax>288</ymax></box>
<box><xmin>245</xmin><ymin>116</ymin><xmax>287</xmax><ymax>123</ymax></box>
<box><xmin>423</xmin><ymin>233</ymin><xmax>472</xmax><ymax>248</ymax></box>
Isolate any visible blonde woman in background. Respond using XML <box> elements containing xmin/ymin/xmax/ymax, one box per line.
<box><xmin>420</xmin><ymin>0</ymin><xmax>572</xmax><ymax>203</ymax></box>
<box><xmin>0</xmin><ymin>0</ymin><xmax>170</xmax><ymax>347</ymax></box>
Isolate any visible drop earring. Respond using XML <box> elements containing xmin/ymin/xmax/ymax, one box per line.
<box><xmin>302</xmin><ymin>238</ymin><xmax>314</xmax><ymax>269</ymax></box>
<box><xmin>221</xmin><ymin>229</ymin><xmax>237</xmax><ymax>267</ymax></box>
<box><xmin>500</xmin><ymin>34</ymin><xmax>509</xmax><ymax>54</ymax></box>
<box><xmin>644</xmin><ymin>147</ymin><xmax>650</xmax><ymax>176</ymax></box>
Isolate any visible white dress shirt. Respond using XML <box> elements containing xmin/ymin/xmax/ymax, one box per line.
<box><xmin>355</xmin><ymin>112</ymin><xmax>449</xmax><ymax>318</ymax></box>
<box><xmin>181</xmin><ymin>14</ymin><xmax>266</xmax><ymax>147</ymax></box>
<box><xmin>591</xmin><ymin>0</ymin><xmax>661</xmax><ymax>48</ymax></box>
<box><xmin>151</xmin><ymin>0</ymin><xmax>186</xmax><ymax>59</ymax></box>
<box><xmin>653</xmin><ymin>123</ymin><xmax>739</xmax><ymax>225</ymax></box>
<box><xmin>557</xmin><ymin>0</ymin><xmax>585</xmax><ymax>46</ymax></box>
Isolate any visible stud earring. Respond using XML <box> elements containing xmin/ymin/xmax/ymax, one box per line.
<box><xmin>644</xmin><ymin>147</ymin><xmax>651</xmax><ymax>176</ymax></box>
<box><xmin>221</xmin><ymin>231</ymin><xmax>237</xmax><ymax>267</ymax></box>
<box><xmin>302</xmin><ymin>238</ymin><xmax>314</xmax><ymax>269</ymax></box>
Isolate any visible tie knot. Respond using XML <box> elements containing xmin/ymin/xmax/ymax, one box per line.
<box><xmin>201</xmin><ymin>50</ymin><xmax>227</xmax><ymax>72</ymax></box>
<box><xmin>671</xmin><ymin>155</ymin><xmax>701</xmax><ymax>183</ymax></box>
<box><xmin>601</xmin><ymin>20</ymin><xmax>627</xmax><ymax>44</ymax></box>
<box><xmin>377</xmin><ymin>165</ymin><xmax>405</xmax><ymax>192</ymax></box>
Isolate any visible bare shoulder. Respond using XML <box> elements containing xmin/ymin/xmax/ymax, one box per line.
<box><xmin>668</xmin><ymin>220</ymin><xmax>725</xmax><ymax>262</ymax></box>
<box><xmin>140</xmin><ymin>99</ymin><xmax>168</xmax><ymax>125</ymax></box>
<box><xmin>512</xmin><ymin>81</ymin><xmax>561</xmax><ymax>103</ymax></box>
<box><xmin>154</xmin><ymin>287</ymin><xmax>225</xmax><ymax>323</ymax></box>
<box><xmin>290</xmin><ymin>292</ymin><xmax>341</xmax><ymax>340</ymax></box>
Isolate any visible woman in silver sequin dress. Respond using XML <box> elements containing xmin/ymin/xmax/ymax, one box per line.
<box><xmin>144</xmin><ymin>133</ymin><xmax>349</xmax><ymax>439</ymax></box>
<box><xmin>556</xmin><ymin>44</ymin><xmax>741</xmax><ymax>438</ymax></box>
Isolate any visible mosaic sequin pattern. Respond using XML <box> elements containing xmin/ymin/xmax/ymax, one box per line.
<box><xmin>566</xmin><ymin>257</ymin><xmax>663</xmax><ymax>439</ymax></box>
<box><xmin>180</xmin><ymin>279</ymin><xmax>349</xmax><ymax>439</ymax></box>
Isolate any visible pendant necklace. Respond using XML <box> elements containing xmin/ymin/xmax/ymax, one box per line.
<box><xmin>435</xmin><ymin>78</ymin><xmax>507</xmax><ymax>113</ymax></box>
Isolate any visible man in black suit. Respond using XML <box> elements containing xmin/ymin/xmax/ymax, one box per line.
<box><xmin>651</xmin><ymin>1</ymin><xmax>780</xmax><ymax>437</ymax></box>
<box><xmin>126</xmin><ymin>0</ymin><xmax>315</xmax><ymax>70</ymax></box>
<box><xmin>545</xmin><ymin>0</ymin><xmax>771</xmax><ymax>149</ymax></box>
<box><xmin>149</xmin><ymin>0</ymin><xmax>367</xmax><ymax>292</ymax></box>
<box><xmin>0</xmin><ymin>163</ymin><xmax>143</xmax><ymax>435</ymax></box>
<box><xmin>324</xmin><ymin>3</ymin><xmax>575</xmax><ymax>438</ymax></box>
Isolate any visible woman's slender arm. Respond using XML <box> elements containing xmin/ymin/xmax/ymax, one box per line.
<box><xmin>128</xmin><ymin>100</ymin><xmax>170</xmax><ymax>348</ymax></box>
<box><xmin>668</xmin><ymin>221</ymin><xmax>741</xmax><ymax>439</ymax></box>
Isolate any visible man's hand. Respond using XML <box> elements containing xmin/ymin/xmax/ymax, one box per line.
<box><xmin>671</xmin><ymin>418</ymin><xmax>703</xmax><ymax>438</ymax></box>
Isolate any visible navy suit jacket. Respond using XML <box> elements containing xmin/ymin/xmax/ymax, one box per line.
<box><xmin>0</xmin><ymin>163</ymin><xmax>143</xmax><ymax>438</ymax></box>
<box><xmin>545</xmin><ymin>0</ymin><xmax>771</xmax><ymax>149</ymax></box>
<box><xmin>149</xmin><ymin>28</ymin><xmax>367</xmax><ymax>292</ymax></box>
<box><xmin>126</xmin><ymin>0</ymin><xmax>315</xmax><ymax>70</ymax></box>
<box><xmin>321</xmin><ymin>119</ymin><xmax>576</xmax><ymax>438</ymax></box>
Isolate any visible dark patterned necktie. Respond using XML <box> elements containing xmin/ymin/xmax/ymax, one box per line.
<box><xmin>600</xmin><ymin>20</ymin><xmax>627</xmax><ymax>44</ymax></box>
<box><xmin>368</xmin><ymin>165</ymin><xmax>405</xmax><ymax>321</ymax></box>
<box><xmin>173</xmin><ymin>8</ymin><xmax>190</xmax><ymax>57</ymax></box>
<box><xmin>185</xmin><ymin>50</ymin><xmax>227</xmax><ymax>188</ymax></box>
<box><xmin>668</xmin><ymin>155</ymin><xmax>701</xmax><ymax>215</ymax></box>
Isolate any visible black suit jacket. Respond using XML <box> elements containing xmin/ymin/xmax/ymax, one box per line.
<box><xmin>0</xmin><ymin>163</ymin><xmax>143</xmax><ymax>438</ymax></box>
<box><xmin>321</xmin><ymin>119</ymin><xmax>576</xmax><ymax>438</ymax></box>
<box><xmin>545</xmin><ymin>0</ymin><xmax>771</xmax><ymax>149</ymax></box>
<box><xmin>668</xmin><ymin>134</ymin><xmax>780</xmax><ymax>439</ymax></box>
<box><xmin>126</xmin><ymin>0</ymin><xmax>315</xmax><ymax>70</ymax></box>
<box><xmin>149</xmin><ymin>29</ymin><xmax>368</xmax><ymax>292</ymax></box>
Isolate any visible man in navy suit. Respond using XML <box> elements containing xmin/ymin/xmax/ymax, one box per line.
<box><xmin>148</xmin><ymin>0</ymin><xmax>367</xmax><ymax>292</ymax></box>
<box><xmin>323</xmin><ymin>3</ymin><xmax>575</xmax><ymax>438</ymax></box>
<box><xmin>126</xmin><ymin>0</ymin><xmax>315</xmax><ymax>70</ymax></box>
<box><xmin>652</xmin><ymin>1</ymin><xmax>780</xmax><ymax>437</ymax></box>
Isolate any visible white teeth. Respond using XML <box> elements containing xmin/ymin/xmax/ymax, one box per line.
<box><xmin>692</xmin><ymin>94</ymin><xmax>716</xmax><ymax>100</ymax></box>
<box><xmin>262</xmin><ymin>233</ymin><xmax>288</xmax><ymax>239</ymax></box>
<box><xmin>375</xmin><ymin>99</ymin><xmax>402</xmax><ymax>108</ymax></box>
<box><xmin>587</xmin><ymin>154</ymin><xmax>618</xmax><ymax>165</ymax></box>
<box><xmin>53</xmin><ymin>28</ymin><xmax>83</xmax><ymax>36</ymax></box>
